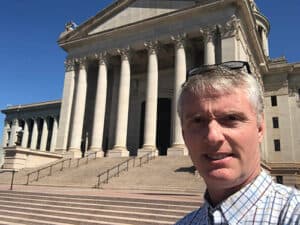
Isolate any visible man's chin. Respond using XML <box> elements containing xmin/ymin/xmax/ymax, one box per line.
<box><xmin>204</xmin><ymin>170</ymin><xmax>241</xmax><ymax>188</ymax></box>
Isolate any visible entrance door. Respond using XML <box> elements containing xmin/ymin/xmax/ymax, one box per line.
<box><xmin>139</xmin><ymin>98</ymin><xmax>171</xmax><ymax>155</ymax></box>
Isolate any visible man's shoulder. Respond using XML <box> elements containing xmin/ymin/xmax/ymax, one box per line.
<box><xmin>258</xmin><ymin>171</ymin><xmax>300</xmax><ymax>203</ymax></box>
<box><xmin>175</xmin><ymin>207</ymin><xmax>205</xmax><ymax>225</ymax></box>
<box><xmin>267</xmin><ymin>183</ymin><xmax>300</xmax><ymax>223</ymax></box>
<box><xmin>271</xmin><ymin>182</ymin><xmax>300</xmax><ymax>202</ymax></box>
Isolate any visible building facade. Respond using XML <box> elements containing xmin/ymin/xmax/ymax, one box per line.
<box><xmin>1</xmin><ymin>0</ymin><xmax>299</xmax><ymax>186</ymax></box>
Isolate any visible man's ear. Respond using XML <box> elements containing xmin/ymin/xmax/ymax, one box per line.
<box><xmin>258</xmin><ymin>114</ymin><xmax>265</xmax><ymax>142</ymax></box>
<box><xmin>182</xmin><ymin>128</ymin><xmax>186</xmax><ymax>142</ymax></box>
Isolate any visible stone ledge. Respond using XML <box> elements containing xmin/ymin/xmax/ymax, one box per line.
<box><xmin>3</xmin><ymin>147</ymin><xmax>62</xmax><ymax>170</ymax></box>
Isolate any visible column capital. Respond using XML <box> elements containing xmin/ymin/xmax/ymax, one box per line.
<box><xmin>51</xmin><ymin>115</ymin><xmax>58</xmax><ymax>121</ymax></box>
<box><xmin>11</xmin><ymin>118</ymin><xmax>19</xmax><ymax>125</ymax></box>
<box><xmin>31</xmin><ymin>116</ymin><xmax>39</xmax><ymax>121</ymax></box>
<box><xmin>200</xmin><ymin>27</ymin><xmax>216</xmax><ymax>42</ymax></box>
<box><xmin>144</xmin><ymin>41</ymin><xmax>159</xmax><ymax>55</ymax></box>
<box><xmin>95</xmin><ymin>52</ymin><xmax>108</xmax><ymax>65</ymax></box>
<box><xmin>3</xmin><ymin>119</ymin><xmax>9</xmax><ymax>125</ymax></box>
<box><xmin>117</xmin><ymin>47</ymin><xmax>131</xmax><ymax>61</ymax></box>
<box><xmin>219</xmin><ymin>15</ymin><xmax>240</xmax><ymax>38</ymax></box>
<box><xmin>171</xmin><ymin>33</ymin><xmax>187</xmax><ymax>49</ymax></box>
<box><xmin>40</xmin><ymin>116</ymin><xmax>49</xmax><ymax>121</ymax></box>
<box><xmin>75</xmin><ymin>57</ymin><xmax>88</xmax><ymax>70</ymax></box>
<box><xmin>64</xmin><ymin>59</ymin><xmax>76</xmax><ymax>72</ymax></box>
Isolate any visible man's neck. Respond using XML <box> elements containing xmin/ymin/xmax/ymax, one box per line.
<box><xmin>206</xmin><ymin>170</ymin><xmax>261</xmax><ymax>206</ymax></box>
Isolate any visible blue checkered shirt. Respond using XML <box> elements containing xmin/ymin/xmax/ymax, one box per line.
<box><xmin>175</xmin><ymin>170</ymin><xmax>300</xmax><ymax>224</ymax></box>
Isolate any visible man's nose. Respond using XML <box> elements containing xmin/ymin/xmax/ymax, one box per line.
<box><xmin>205</xmin><ymin>120</ymin><xmax>224</xmax><ymax>145</ymax></box>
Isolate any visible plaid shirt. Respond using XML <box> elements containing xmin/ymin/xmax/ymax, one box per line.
<box><xmin>175</xmin><ymin>170</ymin><xmax>300</xmax><ymax>224</ymax></box>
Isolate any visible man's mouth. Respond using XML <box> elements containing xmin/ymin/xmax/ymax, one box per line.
<box><xmin>206</xmin><ymin>153</ymin><xmax>233</xmax><ymax>161</ymax></box>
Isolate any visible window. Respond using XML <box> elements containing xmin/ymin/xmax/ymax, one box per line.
<box><xmin>276</xmin><ymin>176</ymin><xmax>283</xmax><ymax>184</ymax></box>
<box><xmin>271</xmin><ymin>96</ymin><xmax>277</xmax><ymax>106</ymax></box>
<box><xmin>274</xmin><ymin>139</ymin><xmax>281</xmax><ymax>151</ymax></box>
<box><xmin>258</xmin><ymin>26</ymin><xmax>263</xmax><ymax>42</ymax></box>
<box><xmin>272</xmin><ymin>117</ymin><xmax>279</xmax><ymax>128</ymax></box>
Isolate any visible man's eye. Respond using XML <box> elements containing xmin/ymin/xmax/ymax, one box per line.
<box><xmin>226</xmin><ymin>115</ymin><xmax>239</xmax><ymax>121</ymax></box>
<box><xmin>193</xmin><ymin>117</ymin><xmax>205</xmax><ymax>123</ymax></box>
<box><xmin>219</xmin><ymin>115</ymin><xmax>243</xmax><ymax>126</ymax></box>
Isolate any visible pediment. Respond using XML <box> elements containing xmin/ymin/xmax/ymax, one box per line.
<box><xmin>58</xmin><ymin>0</ymin><xmax>221</xmax><ymax>47</ymax></box>
<box><xmin>88</xmin><ymin>0</ymin><xmax>195</xmax><ymax>35</ymax></box>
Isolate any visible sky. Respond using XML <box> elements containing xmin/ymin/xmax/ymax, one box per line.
<box><xmin>0</xmin><ymin>0</ymin><xmax>299</xmax><ymax>145</ymax></box>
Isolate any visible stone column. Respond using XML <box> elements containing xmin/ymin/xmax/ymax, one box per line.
<box><xmin>68</xmin><ymin>58</ymin><xmax>88</xmax><ymax>158</ymax></box>
<box><xmin>108</xmin><ymin>48</ymin><xmax>130</xmax><ymax>157</ymax></box>
<box><xmin>30</xmin><ymin>119</ymin><xmax>38</xmax><ymax>150</ymax></box>
<box><xmin>88</xmin><ymin>53</ymin><xmax>107</xmax><ymax>157</ymax></box>
<box><xmin>168</xmin><ymin>34</ymin><xmax>188</xmax><ymax>156</ymax></box>
<box><xmin>1</xmin><ymin>120</ymin><xmax>9</xmax><ymax>148</ymax></box>
<box><xmin>50</xmin><ymin>117</ymin><xmax>58</xmax><ymax>152</ymax></box>
<box><xmin>262</xmin><ymin>29</ymin><xmax>269</xmax><ymax>57</ymax></box>
<box><xmin>40</xmin><ymin>118</ymin><xmax>48</xmax><ymax>151</ymax></box>
<box><xmin>201</xmin><ymin>29</ymin><xmax>216</xmax><ymax>65</ymax></box>
<box><xmin>138</xmin><ymin>41</ymin><xmax>159</xmax><ymax>157</ymax></box>
<box><xmin>21</xmin><ymin>120</ymin><xmax>29</xmax><ymax>148</ymax></box>
<box><xmin>8</xmin><ymin>119</ymin><xmax>19</xmax><ymax>147</ymax></box>
<box><xmin>55</xmin><ymin>59</ymin><xmax>76</xmax><ymax>154</ymax></box>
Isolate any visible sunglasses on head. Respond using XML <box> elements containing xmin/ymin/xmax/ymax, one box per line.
<box><xmin>187</xmin><ymin>61</ymin><xmax>251</xmax><ymax>79</ymax></box>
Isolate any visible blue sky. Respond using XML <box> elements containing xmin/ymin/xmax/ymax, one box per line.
<box><xmin>0</xmin><ymin>1</ymin><xmax>299</xmax><ymax>144</ymax></box>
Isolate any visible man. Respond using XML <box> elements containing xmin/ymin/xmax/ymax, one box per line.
<box><xmin>175</xmin><ymin>61</ymin><xmax>300</xmax><ymax>224</ymax></box>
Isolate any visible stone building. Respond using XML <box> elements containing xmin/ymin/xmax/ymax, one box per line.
<box><xmin>1</xmin><ymin>0</ymin><xmax>299</xmax><ymax>186</ymax></box>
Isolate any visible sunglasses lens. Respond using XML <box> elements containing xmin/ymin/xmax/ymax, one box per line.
<box><xmin>222</xmin><ymin>61</ymin><xmax>245</xmax><ymax>69</ymax></box>
<box><xmin>187</xmin><ymin>61</ymin><xmax>251</xmax><ymax>78</ymax></box>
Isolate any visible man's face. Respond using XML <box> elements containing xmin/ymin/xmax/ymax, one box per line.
<box><xmin>181</xmin><ymin>89</ymin><xmax>264</xmax><ymax>191</ymax></box>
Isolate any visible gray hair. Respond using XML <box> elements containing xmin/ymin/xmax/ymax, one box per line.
<box><xmin>177</xmin><ymin>66</ymin><xmax>264</xmax><ymax>124</ymax></box>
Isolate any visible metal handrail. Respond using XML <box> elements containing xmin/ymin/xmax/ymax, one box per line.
<box><xmin>26</xmin><ymin>151</ymin><xmax>98</xmax><ymax>185</ymax></box>
<box><xmin>0</xmin><ymin>169</ymin><xmax>18</xmax><ymax>190</ymax></box>
<box><xmin>96</xmin><ymin>152</ymin><xmax>156</xmax><ymax>188</ymax></box>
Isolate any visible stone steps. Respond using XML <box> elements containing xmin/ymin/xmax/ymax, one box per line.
<box><xmin>104</xmin><ymin>156</ymin><xmax>205</xmax><ymax>194</ymax></box>
<box><xmin>0</xmin><ymin>190</ymin><xmax>200</xmax><ymax>225</ymax></box>
<box><xmin>0</xmin><ymin>157</ymin><xmax>128</xmax><ymax>186</ymax></box>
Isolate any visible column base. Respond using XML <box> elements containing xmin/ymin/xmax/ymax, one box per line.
<box><xmin>86</xmin><ymin>148</ymin><xmax>104</xmax><ymax>158</ymax></box>
<box><xmin>107</xmin><ymin>147</ymin><xmax>129</xmax><ymax>157</ymax></box>
<box><xmin>167</xmin><ymin>144</ymin><xmax>188</xmax><ymax>156</ymax></box>
<box><xmin>137</xmin><ymin>145</ymin><xmax>159</xmax><ymax>157</ymax></box>
<box><xmin>55</xmin><ymin>148</ymin><xmax>67</xmax><ymax>155</ymax></box>
<box><xmin>66</xmin><ymin>148</ymin><xmax>82</xmax><ymax>158</ymax></box>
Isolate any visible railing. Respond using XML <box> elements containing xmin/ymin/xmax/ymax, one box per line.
<box><xmin>295</xmin><ymin>174</ymin><xmax>300</xmax><ymax>190</ymax></box>
<box><xmin>96</xmin><ymin>151</ymin><xmax>156</xmax><ymax>188</ymax></box>
<box><xmin>0</xmin><ymin>169</ymin><xmax>18</xmax><ymax>190</ymax></box>
<box><xmin>26</xmin><ymin>151</ymin><xmax>99</xmax><ymax>185</ymax></box>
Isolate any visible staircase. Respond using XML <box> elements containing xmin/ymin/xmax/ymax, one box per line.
<box><xmin>0</xmin><ymin>188</ymin><xmax>201</xmax><ymax>225</ymax></box>
<box><xmin>104</xmin><ymin>156</ymin><xmax>205</xmax><ymax>194</ymax></box>
<box><xmin>0</xmin><ymin>156</ymin><xmax>206</xmax><ymax>224</ymax></box>
<box><xmin>0</xmin><ymin>157</ymin><xmax>127</xmax><ymax>187</ymax></box>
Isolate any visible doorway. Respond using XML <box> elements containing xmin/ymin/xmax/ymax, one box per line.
<box><xmin>139</xmin><ymin>98</ymin><xmax>171</xmax><ymax>155</ymax></box>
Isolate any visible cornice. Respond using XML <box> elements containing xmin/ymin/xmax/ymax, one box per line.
<box><xmin>235</xmin><ymin>0</ymin><xmax>268</xmax><ymax>74</ymax></box>
<box><xmin>1</xmin><ymin>100</ymin><xmax>61</xmax><ymax>114</ymax></box>
<box><xmin>253</xmin><ymin>11</ymin><xmax>270</xmax><ymax>34</ymax></box>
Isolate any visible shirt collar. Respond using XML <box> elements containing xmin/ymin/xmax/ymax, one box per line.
<box><xmin>203</xmin><ymin>170</ymin><xmax>273</xmax><ymax>224</ymax></box>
